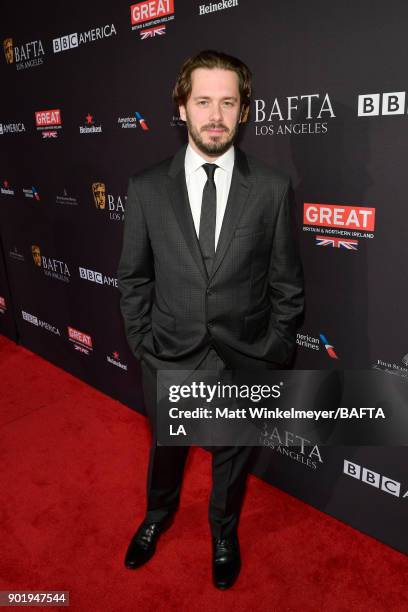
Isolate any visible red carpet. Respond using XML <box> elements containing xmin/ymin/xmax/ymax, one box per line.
<box><xmin>1</xmin><ymin>335</ymin><xmax>407</xmax><ymax>611</ymax></box>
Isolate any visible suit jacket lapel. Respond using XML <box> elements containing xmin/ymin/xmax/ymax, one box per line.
<box><xmin>167</xmin><ymin>145</ymin><xmax>208</xmax><ymax>281</ymax></box>
<box><xmin>209</xmin><ymin>147</ymin><xmax>252</xmax><ymax>281</ymax></box>
<box><xmin>167</xmin><ymin>144</ymin><xmax>253</xmax><ymax>283</ymax></box>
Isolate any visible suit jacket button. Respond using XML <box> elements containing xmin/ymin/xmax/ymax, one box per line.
<box><xmin>207</xmin><ymin>321</ymin><xmax>214</xmax><ymax>329</ymax></box>
<box><xmin>206</xmin><ymin>289</ymin><xmax>213</xmax><ymax>296</ymax></box>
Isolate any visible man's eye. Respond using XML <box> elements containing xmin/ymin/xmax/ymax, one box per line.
<box><xmin>198</xmin><ymin>100</ymin><xmax>208</xmax><ymax>106</ymax></box>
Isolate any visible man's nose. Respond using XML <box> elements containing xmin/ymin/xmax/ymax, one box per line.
<box><xmin>209</xmin><ymin>103</ymin><xmax>223</xmax><ymax>122</ymax></box>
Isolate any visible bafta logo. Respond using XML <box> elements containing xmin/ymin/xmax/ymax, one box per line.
<box><xmin>31</xmin><ymin>244</ymin><xmax>41</xmax><ymax>267</ymax></box>
<box><xmin>92</xmin><ymin>182</ymin><xmax>106</xmax><ymax>209</ymax></box>
<box><xmin>3</xmin><ymin>38</ymin><xmax>13</xmax><ymax>64</ymax></box>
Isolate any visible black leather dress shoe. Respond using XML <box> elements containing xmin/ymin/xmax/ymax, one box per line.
<box><xmin>124</xmin><ymin>516</ymin><xmax>173</xmax><ymax>569</ymax></box>
<box><xmin>212</xmin><ymin>533</ymin><xmax>241</xmax><ymax>589</ymax></box>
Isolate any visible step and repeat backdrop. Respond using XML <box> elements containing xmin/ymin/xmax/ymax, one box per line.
<box><xmin>1</xmin><ymin>1</ymin><xmax>407</xmax><ymax>553</ymax></box>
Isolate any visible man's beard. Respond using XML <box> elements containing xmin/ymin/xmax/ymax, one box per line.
<box><xmin>186</xmin><ymin>115</ymin><xmax>239</xmax><ymax>157</ymax></box>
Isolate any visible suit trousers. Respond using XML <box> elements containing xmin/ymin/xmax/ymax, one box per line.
<box><xmin>140</xmin><ymin>347</ymin><xmax>254</xmax><ymax>538</ymax></box>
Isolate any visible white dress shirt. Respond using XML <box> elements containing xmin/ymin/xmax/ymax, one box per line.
<box><xmin>184</xmin><ymin>143</ymin><xmax>235</xmax><ymax>249</ymax></box>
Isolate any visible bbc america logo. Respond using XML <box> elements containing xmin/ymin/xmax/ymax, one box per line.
<box><xmin>358</xmin><ymin>91</ymin><xmax>408</xmax><ymax>116</ymax></box>
<box><xmin>53</xmin><ymin>24</ymin><xmax>116</xmax><ymax>53</ymax></box>
<box><xmin>343</xmin><ymin>459</ymin><xmax>407</xmax><ymax>499</ymax></box>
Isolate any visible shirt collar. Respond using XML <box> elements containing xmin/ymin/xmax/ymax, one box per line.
<box><xmin>185</xmin><ymin>143</ymin><xmax>235</xmax><ymax>175</ymax></box>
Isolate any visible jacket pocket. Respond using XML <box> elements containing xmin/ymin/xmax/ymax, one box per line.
<box><xmin>234</xmin><ymin>224</ymin><xmax>265</xmax><ymax>238</ymax></box>
<box><xmin>244</xmin><ymin>304</ymin><xmax>271</xmax><ymax>341</ymax></box>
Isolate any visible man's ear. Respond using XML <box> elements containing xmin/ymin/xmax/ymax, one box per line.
<box><xmin>179</xmin><ymin>105</ymin><xmax>187</xmax><ymax>121</ymax></box>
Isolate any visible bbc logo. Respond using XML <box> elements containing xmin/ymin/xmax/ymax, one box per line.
<box><xmin>79</xmin><ymin>267</ymin><xmax>103</xmax><ymax>284</ymax></box>
<box><xmin>343</xmin><ymin>459</ymin><xmax>401</xmax><ymax>497</ymax></box>
<box><xmin>53</xmin><ymin>33</ymin><xmax>78</xmax><ymax>53</ymax></box>
<box><xmin>22</xmin><ymin>310</ymin><xmax>38</xmax><ymax>326</ymax></box>
<box><xmin>358</xmin><ymin>91</ymin><xmax>406</xmax><ymax>116</ymax></box>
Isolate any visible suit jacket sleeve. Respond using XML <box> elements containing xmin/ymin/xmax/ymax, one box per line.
<box><xmin>117</xmin><ymin>177</ymin><xmax>154</xmax><ymax>360</ymax></box>
<box><xmin>265</xmin><ymin>181</ymin><xmax>304</xmax><ymax>362</ymax></box>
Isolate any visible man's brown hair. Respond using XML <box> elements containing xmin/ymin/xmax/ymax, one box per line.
<box><xmin>172</xmin><ymin>49</ymin><xmax>252</xmax><ymax>123</ymax></box>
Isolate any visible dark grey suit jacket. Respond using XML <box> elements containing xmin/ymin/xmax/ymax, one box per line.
<box><xmin>117</xmin><ymin>144</ymin><xmax>304</xmax><ymax>371</ymax></box>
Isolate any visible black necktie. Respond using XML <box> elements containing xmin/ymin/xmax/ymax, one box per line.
<box><xmin>199</xmin><ymin>163</ymin><xmax>218</xmax><ymax>275</ymax></box>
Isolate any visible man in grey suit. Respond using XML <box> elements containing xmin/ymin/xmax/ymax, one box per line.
<box><xmin>117</xmin><ymin>50</ymin><xmax>304</xmax><ymax>589</ymax></box>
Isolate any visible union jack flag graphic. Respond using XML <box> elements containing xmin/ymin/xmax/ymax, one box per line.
<box><xmin>140</xmin><ymin>26</ymin><xmax>166</xmax><ymax>39</ymax></box>
<box><xmin>42</xmin><ymin>130</ymin><xmax>57</xmax><ymax>139</ymax></box>
<box><xmin>319</xmin><ymin>334</ymin><xmax>339</xmax><ymax>359</ymax></box>
<box><xmin>316</xmin><ymin>235</ymin><xmax>358</xmax><ymax>250</ymax></box>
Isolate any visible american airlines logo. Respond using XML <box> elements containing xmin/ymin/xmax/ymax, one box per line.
<box><xmin>343</xmin><ymin>460</ymin><xmax>407</xmax><ymax>499</ymax></box>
